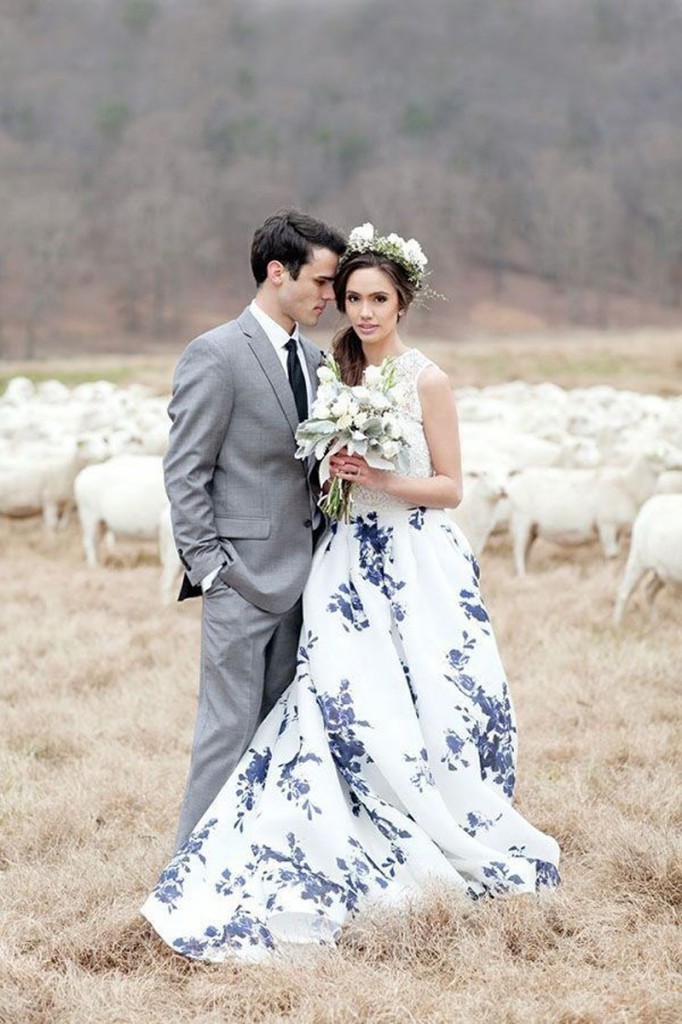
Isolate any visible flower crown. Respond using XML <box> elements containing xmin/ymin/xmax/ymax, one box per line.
<box><xmin>339</xmin><ymin>223</ymin><xmax>428</xmax><ymax>289</ymax></box>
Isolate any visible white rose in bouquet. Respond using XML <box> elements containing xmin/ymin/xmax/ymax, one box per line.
<box><xmin>311</xmin><ymin>382</ymin><xmax>339</xmax><ymax>415</ymax></box>
<box><xmin>381</xmin><ymin>439</ymin><xmax>401</xmax><ymax>460</ymax></box>
<box><xmin>331</xmin><ymin>392</ymin><xmax>352</xmax><ymax>417</ymax></box>
<box><xmin>363</xmin><ymin>365</ymin><xmax>383</xmax><ymax>388</ymax></box>
<box><xmin>350</xmin><ymin>385</ymin><xmax>371</xmax><ymax>404</ymax></box>
<box><xmin>367</xmin><ymin>391</ymin><xmax>392</xmax><ymax>412</ymax></box>
<box><xmin>382</xmin><ymin>414</ymin><xmax>403</xmax><ymax>440</ymax></box>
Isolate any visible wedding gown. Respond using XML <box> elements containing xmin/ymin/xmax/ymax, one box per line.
<box><xmin>142</xmin><ymin>349</ymin><xmax>560</xmax><ymax>961</ymax></box>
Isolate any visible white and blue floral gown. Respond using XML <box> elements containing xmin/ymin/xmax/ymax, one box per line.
<box><xmin>142</xmin><ymin>349</ymin><xmax>560</xmax><ymax>961</ymax></box>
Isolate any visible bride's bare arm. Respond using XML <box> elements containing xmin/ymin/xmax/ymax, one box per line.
<box><xmin>332</xmin><ymin>366</ymin><xmax>463</xmax><ymax>509</ymax></box>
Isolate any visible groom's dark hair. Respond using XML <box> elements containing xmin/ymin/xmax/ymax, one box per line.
<box><xmin>251</xmin><ymin>209</ymin><xmax>346</xmax><ymax>284</ymax></box>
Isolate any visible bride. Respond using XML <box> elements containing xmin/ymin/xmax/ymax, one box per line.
<box><xmin>142</xmin><ymin>225</ymin><xmax>560</xmax><ymax>961</ymax></box>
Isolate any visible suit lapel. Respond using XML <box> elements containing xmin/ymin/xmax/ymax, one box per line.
<box><xmin>238</xmin><ymin>309</ymin><xmax>299</xmax><ymax>437</ymax></box>
<box><xmin>300</xmin><ymin>336</ymin><xmax>324</xmax><ymax>404</ymax></box>
<box><xmin>299</xmin><ymin>336</ymin><xmax>325</xmax><ymax>480</ymax></box>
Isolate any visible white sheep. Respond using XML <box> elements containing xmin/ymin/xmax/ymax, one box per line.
<box><xmin>74</xmin><ymin>455</ymin><xmax>168</xmax><ymax>567</ymax></box>
<box><xmin>613</xmin><ymin>494</ymin><xmax>682</xmax><ymax>624</ymax></box>
<box><xmin>506</xmin><ymin>452</ymin><xmax>666</xmax><ymax>576</ymax></box>
<box><xmin>655</xmin><ymin>470</ymin><xmax>682</xmax><ymax>495</ymax></box>
<box><xmin>447</xmin><ymin>472</ymin><xmax>507</xmax><ymax>557</ymax></box>
<box><xmin>459</xmin><ymin>422</ymin><xmax>562</xmax><ymax>476</ymax></box>
<box><xmin>0</xmin><ymin>435</ymin><xmax>111</xmax><ymax>531</ymax></box>
<box><xmin>36</xmin><ymin>380</ymin><xmax>71</xmax><ymax>403</ymax></box>
<box><xmin>1</xmin><ymin>377</ymin><xmax>36</xmax><ymax>405</ymax></box>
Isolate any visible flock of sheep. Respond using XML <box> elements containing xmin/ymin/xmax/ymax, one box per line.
<box><xmin>0</xmin><ymin>373</ymin><xmax>680</xmax><ymax>624</ymax></box>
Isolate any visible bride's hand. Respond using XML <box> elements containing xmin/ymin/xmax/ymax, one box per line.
<box><xmin>331</xmin><ymin>453</ymin><xmax>387</xmax><ymax>492</ymax></box>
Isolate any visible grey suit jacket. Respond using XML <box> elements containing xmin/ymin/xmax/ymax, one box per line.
<box><xmin>163</xmin><ymin>307</ymin><xmax>324</xmax><ymax>614</ymax></box>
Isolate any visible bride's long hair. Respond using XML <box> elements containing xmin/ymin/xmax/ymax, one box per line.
<box><xmin>331</xmin><ymin>251</ymin><xmax>416</xmax><ymax>385</ymax></box>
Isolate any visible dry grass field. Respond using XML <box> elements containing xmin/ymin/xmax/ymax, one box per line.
<box><xmin>1</xmin><ymin>331</ymin><xmax>681</xmax><ymax>1024</ymax></box>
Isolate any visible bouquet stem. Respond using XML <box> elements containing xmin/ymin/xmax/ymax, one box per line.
<box><xmin>318</xmin><ymin>478</ymin><xmax>354</xmax><ymax>523</ymax></box>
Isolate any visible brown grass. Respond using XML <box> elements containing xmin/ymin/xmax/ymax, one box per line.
<box><xmin>0</xmin><ymin>338</ymin><xmax>680</xmax><ymax>1023</ymax></box>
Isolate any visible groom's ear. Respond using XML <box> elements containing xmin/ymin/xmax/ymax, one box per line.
<box><xmin>267</xmin><ymin>260</ymin><xmax>288</xmax><ymax>286</ymax></box>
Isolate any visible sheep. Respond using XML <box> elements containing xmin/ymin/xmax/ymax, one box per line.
<box><xmin>158</xmin><ymin>504</ymin><xmax>183</xmax><ymax>604</ymax></box>
<box><xmin>506</xmin><ymin>452</ymin><xmax>666</xmax><ymax>576</ymax></box>
<box><xmin>1</xmin><ymin>377</ymin><xmax>35</xmax><ymax>405</ymax></box>
<box><xmin>0</xmin><ymin>435</ymin><xmax>111</xmax><ymax>532</ymax></box>
<box><xmin>613</xmin><ymin>494</ymin><xmax>682</xmax><ymax>624</ymax></box>
<box><xmin>36</xmin><ymin>380</ymin><xmax>71</xmax><ymax>403</ymax></box>
<box><xmin>459</xmin><ymin>423</ymin><xmax>563</xmax><ymax>477</ymax></box>
<box><xmin>557</xmin><ymin>437</ymin><xmax>601</xmax><ymax>469</ymax></box>
<box><xmin>655</xmin><ymin>470</ymin><xmax>682</xmax><ymax>495</ymax></box>
<box><xmin>447</xmin><ymin>471</ymin><xmax>507</xmax><ymax>557</ymax></box>
<box><xmin>74</xmin><ymin>454</ymin><xmax>168</xmax><ymax>567</ymax></box>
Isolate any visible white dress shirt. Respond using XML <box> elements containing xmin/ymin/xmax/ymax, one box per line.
<box><xmin>248</xmin><ymin>299</ymin><xmax>313</xmax><ymax>405</ymax></box>
<box><xmin>201</xmin><ymin>300</ymin><xmax>312</xmax><ymax>594</ymax></box>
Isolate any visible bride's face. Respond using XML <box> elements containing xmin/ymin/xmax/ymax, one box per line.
<box><xmin>344</xmin><ymin>267</ymin><xmax>401</xmax><ymax>346</ymax></box>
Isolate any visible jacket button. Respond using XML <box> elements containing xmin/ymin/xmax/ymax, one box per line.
<box><xmin>303</xmin><ymin>518</ymin><xmax>312</xmax><ymax>528</ymax></box>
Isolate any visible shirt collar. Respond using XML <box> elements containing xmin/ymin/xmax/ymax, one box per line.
<box><xmin>250</xmin><ymin>299</ymin><xmax>299</xmax><ymax>349</ymax></box>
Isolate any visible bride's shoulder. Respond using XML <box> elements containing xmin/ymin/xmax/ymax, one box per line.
<box><xmin>415</xmin><ymin>358</ymin><xmax>451</xmax><ymax>395</ymax></box>
<box><xmin>415</xmin><ymin>358</ymin><xmax>456</xmax><ymax>422</ymax></box>
<box><xmin>395</xmin><ymin>347</ymin><xmax>440</xmax><ymax>378</ymax></box>
<box><xmin>395</xmin><ymin>350</ymin><xmax>453</xmax><ymax>418</ymax></box>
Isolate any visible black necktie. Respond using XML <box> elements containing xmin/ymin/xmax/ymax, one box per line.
<box><xmin>285</xmin><ymin>336</ymin><xmax>308</xmax><ymax>422</ymax></box>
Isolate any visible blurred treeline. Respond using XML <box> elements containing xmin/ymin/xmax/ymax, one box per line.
<box><xmin>1</xmin><ymin>0</ymin><xmax>681</xmax><ymax>355</ymax></box>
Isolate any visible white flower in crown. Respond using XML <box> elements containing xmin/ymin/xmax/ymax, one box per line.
<box><xmin>404</xmin><ymin>238</ymin><xmax>428</xmax><ymax>271</ymax></box>
<box><xmin>348</xmin><ymin>222</ymin><xmax>375</xmax><ymax>246</ymax></box>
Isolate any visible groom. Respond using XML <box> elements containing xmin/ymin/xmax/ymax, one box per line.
<box><xmin>164</xmin><ymin>210</ymin><xmax>346</xmax><ymax>849</ymax></box>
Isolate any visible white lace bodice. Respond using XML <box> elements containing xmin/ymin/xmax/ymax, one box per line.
<box><xmin>352</xmin><ymin>348</ymin><xmax>436</xmax><ymax>516</ymax></box>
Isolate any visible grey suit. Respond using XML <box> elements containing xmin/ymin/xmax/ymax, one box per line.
<box><xmin>164</xmin><ymin>307</ymin><xmax>323</xmax><ymax>848</ymax></box>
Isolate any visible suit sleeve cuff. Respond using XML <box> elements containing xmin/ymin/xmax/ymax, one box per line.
<box><xmin>200</xmin><ymin>564</ymin><xmax>224</xmax><ymax>593</ymax></box>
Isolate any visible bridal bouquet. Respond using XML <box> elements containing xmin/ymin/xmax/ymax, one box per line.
<box><xmin>295</xmin><ymin>356</ymin><xmax>409</xmax><ymax>522</ymax></box>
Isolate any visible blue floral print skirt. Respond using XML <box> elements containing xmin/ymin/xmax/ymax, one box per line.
<box><xmin>142</xmin><ymin>507</ymin><xmax>560</xmax><ymax>961</ymax></box>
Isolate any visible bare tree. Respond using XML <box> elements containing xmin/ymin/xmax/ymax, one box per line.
<box><xmin>7</xmin><ymin>189</ymin><xmax>83</xmax><ymax>357</ymax></box>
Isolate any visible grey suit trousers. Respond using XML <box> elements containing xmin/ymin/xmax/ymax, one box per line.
<box><xmin>175</xmin><ymin>575</ymin><xmax>302</xmax><ymax>850</ymax></box>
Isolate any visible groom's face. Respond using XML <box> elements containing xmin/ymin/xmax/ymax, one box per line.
<box><xmin>278</xmin><ymin>247</ymin><xmax>339</xmax><ymax>327</ymax></box>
